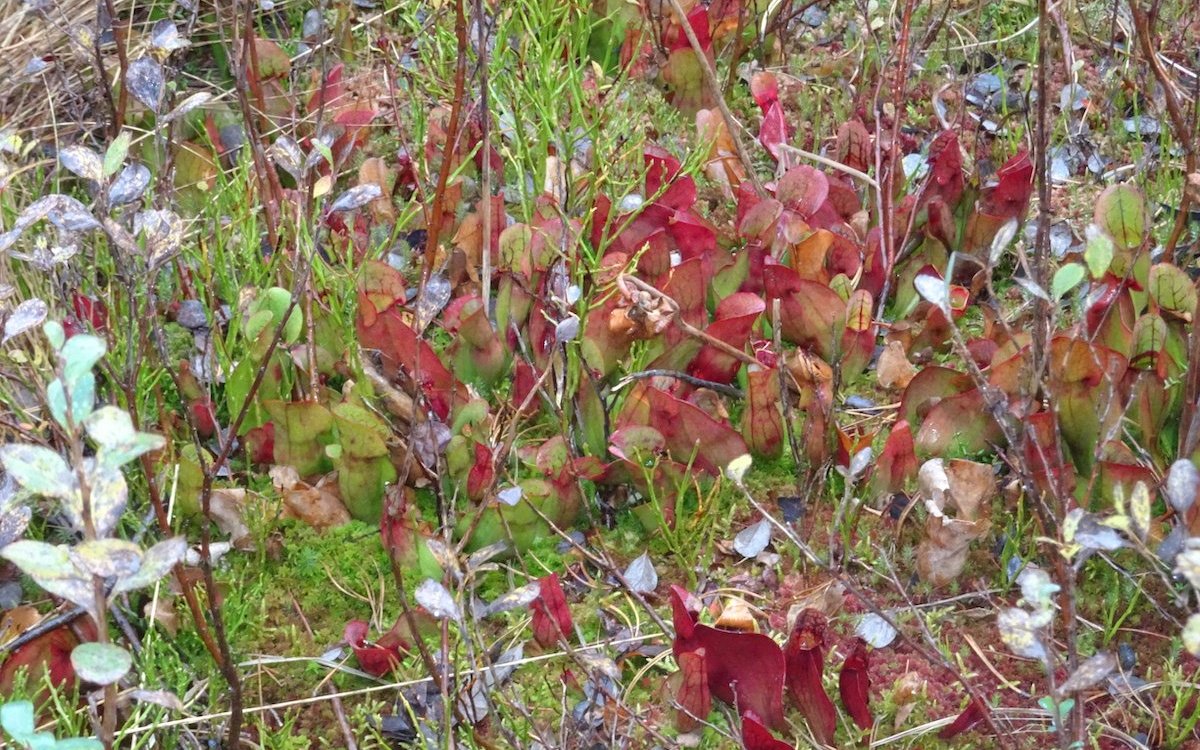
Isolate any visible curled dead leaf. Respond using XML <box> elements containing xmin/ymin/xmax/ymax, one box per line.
<box><xmin>877</xmin><ymin>340</ymin><xmax>918</xmax><ymax>390</ymax></box>
<box><xmin>916</xmin><ymin>515</ymin><xmax>991</xmax><ymax>587</ymax></box>
<box><xmin>714</xmin><ymin>597</ymin><xmax>759</xmax><ymax>633</ymax></box>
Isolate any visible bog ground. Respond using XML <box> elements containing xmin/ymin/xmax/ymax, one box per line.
<box><xmin>0</xmin><ymin>0</ymin><xmax>1199</xmax><ymax>748</ymax></box>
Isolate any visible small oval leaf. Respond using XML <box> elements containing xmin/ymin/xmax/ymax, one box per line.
<box><xmin>71</xmin><ymin>642</ymin><xmax>132</xmax><ymax>685</ymax></box>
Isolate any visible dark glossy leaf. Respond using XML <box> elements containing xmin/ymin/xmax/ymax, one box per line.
<box><xmin>109</xmin><ymin>163</ymin><xmax>151</xmax><ymax>205</ymax></box>
<box><xmin>58</xmin><ymin>144</ymin><xmax>103</xmax><ymax>183</ymax></box>
<box><xmin>127</xmin><ymin>57</ymin><xmax>165</xmax><ymax>113</ymax></box>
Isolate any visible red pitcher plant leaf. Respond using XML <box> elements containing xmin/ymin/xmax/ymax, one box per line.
<box><xmin>784</xmin><ymin>608</ymin><xmax>837</xmax><ymax>745</ymax></box>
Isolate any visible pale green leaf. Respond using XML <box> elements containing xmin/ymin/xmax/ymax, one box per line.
<box><xmin>61</xmin><ymin>334</ymin><xmax>106</xmax><ymax>386</ymax></box>
<box><xmin>103</xmin><ymin>131</ymin><xmax>132</xmax><ymax>178</ymax></box>
<box><xmin>1094</xmin><ymin>183</ymin><xmax>1146</xmax><ymax>251</ymax></box>
<box><xmin>1083</xmin><ymin>225</ymin><xmax>1113</xmax><ymax>278</ymax></box>
<box><xmin>85</xmin><ymin>406</ymin><xmax>135</xmax><ymax>448</ymax></box>
<box><xmin>0</xmin><ymin>699</ymin><xmax>34</xmax><ymax>737</ymax></box>
<box><xmin>1052</xmin><ymin>262</ymin><xmax>1086</xmax><ymax>301</ymax></box>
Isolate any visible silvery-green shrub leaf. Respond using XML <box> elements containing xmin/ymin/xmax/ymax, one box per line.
<box><xmin>269</xmin><ymin>137</ymin><xmax>304</xmax><ymax>181</ymax></box>
<box><xmin>97</xmin><ymin>432</ymin><xmax>164</xmax><ymax>471</ymax></box>
<box><xmin>415</xmin><ymin>273</ymin><xmax>451</xmax><ymax>332</ymax></box>
<box><xmin>164</xmin><ymin>92</ymin><xmax>213</xmax><ymax>124</ymax></box>
<box><xmin>856</xmin><ymin>612</ymin><xmax>898</xmax><ymax>648</ymax></box>
<box><xmin>1166</xmin><ymin>460</ymin><xmax>1199</xmax><ymax>514</ymax></box>
<box><xmin>988</xmin><ymin>218</ymin><xmax>1019</xmax><ymax>265</ymax></box>
<box><xmin>847</xmin><ymin>446</ymin><xmax>873</xmax><ymax>480</ymax></box>
<box><xmin>108</xmin><ymin>163</ymin><xmax>150</xmax><ymax>205</ymax></box>
<box><xmin>85</xmin><ymin>406</ymin><xmax>136</xmax><ymax>447</ymax></box>
<box><xmin>1013</xmin><ymin>276</ymin><xmax>1051</xmax><ymax>302</ymax></box>
<box><xmin>1057</xmin><ymin>652</ymin><xmax>1116</xmax><ymax>695</ymax></box>
<box><xmin>733</xmin><ymin>519</ymin><xmax>771</xmax><ymax>558</ymax></box>
<box><xmin>3</xmin><ymin>298</ymin><xmax>48</xmax><ymax>343</ymax></box>
<box><xmin>0</xmin><ymin>195</ymin><xmax>98</xmax><ymax>254</ymax></box>
<box><xmin>47</xmin><ymin>371</ymin><xmax>96</xmax><ymax>429</ymax></box>
<box><xmin>0</xmin><ymin>699</ymin><xmax>34</xmax><ymax>737</ymax></box>
<box><xmin>112</xmin><ymin>536</ymin><xmax>186</xmax><ymax>595</ymax></box>
<box><xmin>71</xmin><ymin>538</ymin><xmax>142</xmax><ymax>578</ymax></box>
<box><xmin>0</xmin><ymin>507</ymin><xmax>31</xmax><ymax>547</ymax></box>
<box><xmin>58</xmin><ymin>144</ymin><xmax>103</xmax><ymax>183</ymax></box>
<box><xmin>472</xmin><ymin>582</ymin><xmax>540</xmax><ymax>619</ymax></box>
<box><xmin>0</xmin><ymin>444</ymin><xmax>76</xmax><ymax>500</ymax></box>
<box><xmin>1176</xmin><ymin>549</ymin><xmax>1200</xmax><ymax>589</ymax></box>
<box><xmin>998</xmin><ymin>607</ymin><xmax>1048</xmax><ymax>661</ymax></box>
<box><xmin>554</xmin><ymin>315</ymin><xmax>579</xmax><ymax>343</ymax></box>
<box><xmin>623</xmin><ymin>551</ymin><xmax>657</xmax><ymax>593</ymax></box>
<box><xmin>414</xmin><ymin>578</ymin><xmax>459</xmax><ymax>620</ymax></box>
<box><xmin>497</xmin><ymin>486</ymin><xmax>522</xmax><ymax>506</ymax></box>
<box><xmin>0</xmin><ymin>540</ymin><xmax>94</xmax><ymax>616</ymax></box>
<box><xmin>61</xmin><ymin>334</ymin><xmax>106</xmax><ymax>385</ymax></box>
<box><xmin>329</xmin><ymin>184</ymin><xmax>381</xmax><ymax>213</ymax></box>
<box><xmin>86</xmin><ymin>461</ymin><xmax>129</xmax><ymax>538</ymax></box>
<box><xmin>127</xmin><ymin>57</ymin><xmax>165</xmax><ymax>113</ymax></box>
<box><xmin>724</xmin><ymin>454</ymin><xmax>752</xmax><ymax>485</ymax></box>
<box><xmin>150</xmin><ymin>20</ymin><xmax>190</xmax><ymax>52</ymax></box>
<box><xmin>133</xmin><ymin>209</ymin><xmax>184</xmax><ymax>269</ymax></box>
<box><xmin>1017</xmin><ymin>566</ymin><xmax>1059</xmax><ymax>609</ymax></box>
<box><xmin>71</xmin><ymin>642</ymin><xmax>132</xmax><ymax>685</ymax></box>
<box><xmin>43</xmin><ymin>320</ymin><xmax>65</xmax><ymax>350</ymax></box>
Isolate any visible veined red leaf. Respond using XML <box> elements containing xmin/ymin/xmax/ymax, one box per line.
<box><xmin>530</xmin><ymin>573</ymin><xmax>574</xmax><ymax>647</ymax></box>
<box><xmin>925</xmin><ymin>131</ymin><xmax>964</xmax><ymax>207</ymax></box>
<box><xmin>670</xmin><ymin>587</ymin><xmax>787</xmax><ymax>729</ymax></box>
<box><xmin>871</xmin><ymin>421</ymin><xmax>918</xmax><ymax>496</ymax></box>
<box><xmin>466</xmin><ymin>443</ymin><xmax>495</xmax><ymax>502</ymax></box>
<box><xmin>777</xmin><ymin>165</ymin><xmax>830</xmax><ymax>218</ymax></box>
<box><xmin>619</xmin><ymin>384</ymin><xmax>748</xmax><ymax>475</ymax></box>
<box><xmin>690</xmin><ymin>293</ymin><xmax>765</xmax><ymax>383</ymax></box>
<box><xmin>835</xmin><ymin>119</ymin><xmax>871</xmax><ymax>173</ymax></box>
<box><xmin>763</xmin><ymin>264</ymin><xmax>846</xmax><ymax>360</ymax></box>
<box><xmin>675</xmin><ymin>648</ymin><xmax>712</xmax><ymax>731</ymax></box>
<box><xmin>742</xmin><ymin>366</ymin><xmax>784</xmax><ymax>458</ymax></box>
<box><xmin>784</xmin><ymin>608</ymin><xmax>837</xmax><ymax>745</ymax></box>
<box><xmin>839</xmin><ymin>638</ymin><xmax>873</xmax><ymax>730</ymax></box>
